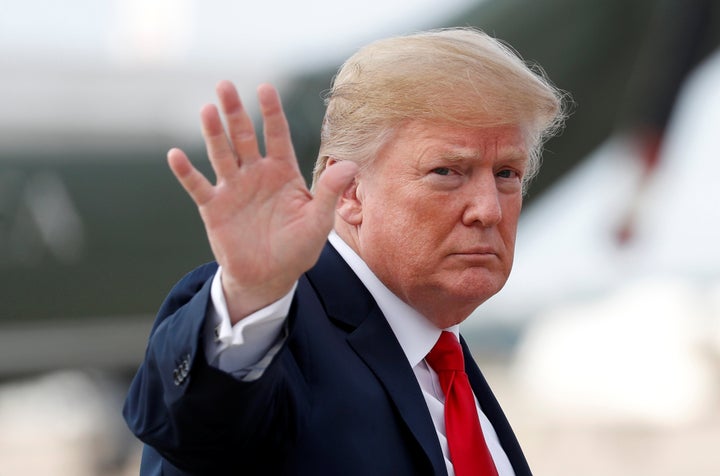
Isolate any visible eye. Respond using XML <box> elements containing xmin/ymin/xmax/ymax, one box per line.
<box><xmin>496</xmin><ymin>169</ymin><xmax>520</xmax><ymax>179</ymax></box>
<box><xmin>431</xmin><ymin>167</ymin><xmax>452</xmax><ymax>176</ymax></box>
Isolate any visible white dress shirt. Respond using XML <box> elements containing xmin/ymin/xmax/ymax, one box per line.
<box><xmin>203</xmin><ymin>231</ymin><xmax>515</xmax><ymax>476</ymax></box>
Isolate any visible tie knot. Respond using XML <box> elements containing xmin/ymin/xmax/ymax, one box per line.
<box><xmin>425</xmin><ymin>331</ymin><xmax>465</xmax><ymax>373</ymax></box>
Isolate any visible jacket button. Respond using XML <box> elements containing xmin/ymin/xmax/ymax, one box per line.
<box><xmin>173</xmin><ymin>353</ymin><xmax>192</xmax><ymax>386</ymax></box>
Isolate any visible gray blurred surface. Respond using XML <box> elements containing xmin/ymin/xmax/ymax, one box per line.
<box><xmin>0</xmin><ymin>316</ymin><xmax>152</xmax><ymax>378</ymax></box>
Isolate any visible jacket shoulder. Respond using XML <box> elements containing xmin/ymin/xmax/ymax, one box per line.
<box><xmin>150</xmin><ymin>262</ymin><xmax>218</xmax><ymax>334</ymax></box>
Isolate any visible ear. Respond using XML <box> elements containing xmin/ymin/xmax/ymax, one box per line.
<box><xmin>328</xmin><ymin>158</ymin><xmax>363</xmax><ymax>226</ymax></box>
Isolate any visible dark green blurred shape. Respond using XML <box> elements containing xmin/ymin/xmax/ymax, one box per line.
<box><xmin>1</xmin><ymin>149</ymin><xmax>213</xmax><ymax>323</ymax></box>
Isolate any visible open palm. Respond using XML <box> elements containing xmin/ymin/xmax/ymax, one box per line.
<box><xmin>168</xmin><ymin>81</ymin><xmax>357</xmax><ymax>322</ymax></box>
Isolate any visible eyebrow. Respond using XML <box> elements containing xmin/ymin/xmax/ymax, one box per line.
<box><xmin>435</xmin><ymin>147</ymin><xmax>528</xmax><ymax>163</ymax></box>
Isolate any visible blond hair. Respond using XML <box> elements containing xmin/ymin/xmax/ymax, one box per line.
<box><xmin>312</xmin><ymin>28</ymin><xmax>566</xmax><ymax>191</ymax></box>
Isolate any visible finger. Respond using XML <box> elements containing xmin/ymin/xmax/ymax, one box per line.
<box><xmin>216</xmin><ymin>80</ymin><xmax>261</xmax><ymax>165</ymax></box>
<box><xmin>310</xmin><ymin>160</ymin><xmax>359</xmax><ymax>223</ymax></box>
<box><xmin>200</xmin><ymin>103</ymin><xmax>238</xmax><ymax>180</ymax></box>
<box><xmin>257</xmin><ymin>84</ymin><xmax>296</xmax><ymax>163</ymax></box>
<box><xmin>167</xmin><ymin>148</ymin><xmax>214</xmax><ymax>205</ymax></box>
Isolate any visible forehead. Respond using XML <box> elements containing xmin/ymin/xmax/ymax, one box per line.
<box><xmin>382</xmin><ymin>120</ymin><xmax>529</xmax><ymax>162</ymax></box>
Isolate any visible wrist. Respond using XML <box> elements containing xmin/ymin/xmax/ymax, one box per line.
<box><xmin>220</xmin><ymin>271</ymin><xmax>295</xmax><ymax>325</ymax></box>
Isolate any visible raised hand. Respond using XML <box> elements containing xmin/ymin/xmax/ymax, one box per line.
<box><xmin>167</xmin><ymin>81</ymin><xmax>358</xmax><ymax>323</ymax></box>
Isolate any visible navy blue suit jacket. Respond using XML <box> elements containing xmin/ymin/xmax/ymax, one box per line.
<box><xmin>123</xmin><ymin>243</ymin><xmax>532</xmax><ymax>475</ymax></box>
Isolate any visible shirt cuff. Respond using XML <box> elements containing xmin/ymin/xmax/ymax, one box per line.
<box><xmin>203</xmin><ymin>266</ymin><xmax>296</xmax><ymax>380</ymax></box>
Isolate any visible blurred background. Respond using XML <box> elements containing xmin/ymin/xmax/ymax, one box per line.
<box><xmin>1</xmin><ymin>0</ymin><xmax>719</xmax><ymax>474</ymax></box>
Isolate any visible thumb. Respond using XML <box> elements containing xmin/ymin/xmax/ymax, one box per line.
<box><xmin>311</xmin><ymin>160</ymin><xmax>359</xmax><ymax>217</ymax></box>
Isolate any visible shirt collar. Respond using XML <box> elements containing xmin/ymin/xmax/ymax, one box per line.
<box><xmin>328</xmin><ymin>231</ymin><xmax>459</xmax><ymax>368</ymax></box>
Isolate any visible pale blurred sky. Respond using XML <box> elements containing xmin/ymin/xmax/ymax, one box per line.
<box><xmin>0</xmin><ymin>0</ymin><xmax>477</xmax><ymax>147</ymax></box>
<box><xmin>0</xmin><ymin>0</ymin><xmax>476</xmax><ymax>70</ymax></box>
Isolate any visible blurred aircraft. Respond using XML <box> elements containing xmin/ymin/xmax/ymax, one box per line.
<box><xmin>1</xmin><ymin>0</ymin><xmax>718</xmax><ymax>376</ymax></box>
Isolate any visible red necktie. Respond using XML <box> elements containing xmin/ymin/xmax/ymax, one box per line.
<box><xmin>426</xmin><ymin>331</ymin><xmax>499</xmax><ymax>476</ymax></box>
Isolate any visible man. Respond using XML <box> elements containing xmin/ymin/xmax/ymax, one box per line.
<box><xmin>124</xmin><ymin>28</ymin><xmax>565</xmax><ymax>475</ymax></box>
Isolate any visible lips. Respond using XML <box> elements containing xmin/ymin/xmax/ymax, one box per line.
<box><xmin>452</xmin><ymin>247</ymin><xmax>497</xmax><ymax>255</ymax></box>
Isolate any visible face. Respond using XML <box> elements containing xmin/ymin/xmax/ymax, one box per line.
<box><xmin>336</xmin><ymin>120</ymin><xmax>527</xmax><ymax>328</ymax></box>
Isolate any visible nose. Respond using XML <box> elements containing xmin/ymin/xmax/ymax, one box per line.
<box><xmin>461</xmin><ymin>181</ymin><xmax>502</xmax><ymax>227</ymax></box>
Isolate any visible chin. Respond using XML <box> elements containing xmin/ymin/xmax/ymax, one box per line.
<box><xmin>452</xmin><ymin>271</ymin><xmax>508</xmax><ymax>301</ymax></box>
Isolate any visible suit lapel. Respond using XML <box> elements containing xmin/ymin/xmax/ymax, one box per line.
<box><xmin>346</xmin><ymin>308</ymin><xmax>447</xmax><ymax>476</ymax></box>
<box><xmin>306</xmin><ymin>244</ymin><xmax>447</xmax><ymax>475</ymax></box>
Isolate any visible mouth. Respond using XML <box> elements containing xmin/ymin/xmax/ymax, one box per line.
<box><xmin>448</xmin><ymin>250</ymin><xmax>499</xmax><ymax>266</ymax></box>
<box><xmin>451</xmin><ymin>247</ymin><xmax>497</xmax><ymax>256</ymax></box>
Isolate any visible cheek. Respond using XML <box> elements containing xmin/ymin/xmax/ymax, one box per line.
<box><xmin>384</xmin><ymin>204</ymin><xmax>447</xmax><ymax>256</ymax></box>
<box><xmin>369</xmin><ymin>211</ymin><xmax>428</xmax><ymax>259</ymax></box>
<box><xmin>365</xmin><ymin>186</ymin><xmax>422</xmax><ymax>234</ymax></box>
<box><xmin>362</xmin><ymin>205</ymin><xmax>438</xmax><ymax>276</ymax></box>
<box><xmin>502</xmin><ymin>223</ymin><xmax>518</xmax><ymax>251</ymax></box>
<box><xmin>501</xmin><ymin>199</ymin><xmax>522</xmax><ymax>240</ymax></box>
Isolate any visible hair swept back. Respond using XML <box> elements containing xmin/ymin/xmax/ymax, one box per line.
<box><xmin>312</xmin><ymin>27</ymin><xmax>567</xmax><ymax>192</ymax></box>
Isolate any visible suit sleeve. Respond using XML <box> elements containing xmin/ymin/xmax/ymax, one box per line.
<box><xmin>122</xmin><ymin>263</ymin><xmax>309</xmax><ymax>474</ymax></box>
